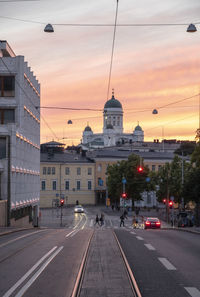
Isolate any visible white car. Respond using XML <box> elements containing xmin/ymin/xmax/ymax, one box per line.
<box><xmin>74</xmin><ymin>205</ymin><xmax>84</xmax><ymax>213</ymax></box>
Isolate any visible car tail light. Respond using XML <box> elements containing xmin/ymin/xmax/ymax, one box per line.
<box><xmin>145</xmin><ymin>221</ymin><xmax>150</xmax><ymax>225</ymax></box>
<box><xmin>156</xmin><ymin>222</ymin><xmax>161</xmax><ymax>225</ymax></box>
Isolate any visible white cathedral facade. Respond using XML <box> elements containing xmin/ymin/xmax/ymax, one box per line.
<box><xmin>81</xmin><ymin>92</ymin><xmax>144</xmax><ymax>148</ymax></box>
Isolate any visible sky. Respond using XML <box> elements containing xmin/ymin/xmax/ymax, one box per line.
<box><xmin>1</xmin><ymin>0</ymin><xmax>200</xmax><ymax>145</ymax></box>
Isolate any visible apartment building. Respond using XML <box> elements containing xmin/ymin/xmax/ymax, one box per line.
<box><xmin>0</xmin><ymin>41</ymin><xmax>40</xmax><ymax>227</ymax></box>
<box><xmin>40</xmin><ymin>142</ymin><xmax>95</xmax><ymax>207</ymax></box>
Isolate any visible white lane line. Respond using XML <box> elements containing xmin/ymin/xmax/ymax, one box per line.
<box><xmin>136</xmin><ymin>236</ymin><xmax>144</xmax><ymax>240</ymax></box>
<box><xmin>14</xmin><ymin>246</ymin><xmax>63</xmax><ymax>297</ymax></box>
<box><xmin>144</xmin><ymin>243</ymin><xmax>156</xmax><ymax>251</ymax></box>
<box><xmin>2</xmin><ymin>246</ymin><xmax>58</xmax><ymax>297</ymax></box>
<box><xmin>110</xmin><ymin>219</ymin><xmax>113</xmax><ymax>227</ymax></box>
<box><xmin>184</xmin><ymin>287</ymin><xmax>200</xmax><ymax>297</ymax></box>
<box><xmin>158</xmin><ymin>257</ymin><xmax>176</xmax><ymax>270</ymax></box>
<box><xmin>66</xmin><ymin>230</ymin><xmax>77</xmax><ymax>238</ymax></box>
<box><xmin>130</xmin><ymin>231</ymin><xmax>136</xmax><ymax>235</ymax></box>
<box><xmin>0</xmin><ymin>230</ymin><xmax>47</xmax><ymax>249</ymax></box>
<box><xmin>89</xmin><ymin>219</ymin><xmax>93</xmax><ymax>227</ymax></box>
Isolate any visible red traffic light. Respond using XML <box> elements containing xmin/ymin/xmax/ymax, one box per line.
<box><xmin>122</xmin><ymin>193</ymin><xmax>127</xmax><ymax>199</ymax></box>
<box><xmin>137</xmin><ymin>166</ymin><xmax>143</xmax><ymax>173</ymax></box>
<box><xmin>163</xmin><ymin>199</ymin><xmax>166</xmax><ymax>204</ymax></box>
<box><xmin>169</xmin><ymin>201</ymin><xmax>173</xmax><ymax>206</ymax></box>
<box><xmin>60</xmin><ymin>199</ymin><xmax>64</xmax><ymax>206</ymax></box>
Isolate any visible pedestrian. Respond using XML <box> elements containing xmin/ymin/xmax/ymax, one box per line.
<box><xmin>120</xmin><ymin>214</ymin><xmax>125</xmax><ymax>227</ymax></box>
<box><xmin>100</xmin><ymin>213</ymin><xmax>104</xmax><ymax>226</ymax></box>
<box><xmin>111</xmin><ymin>204</ymin><xmax>114</xmax><ymax>211</ymax></box>
<box><xmin>94</xmin><ymin>214</ymin><xmax>100</xmax><ymax>226</ymax></box>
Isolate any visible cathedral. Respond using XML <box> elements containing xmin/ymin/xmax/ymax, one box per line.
<box><xmin>81</xmin><ymin>92</ymin><xmax>144</xmax><ymax>148</ymax></box>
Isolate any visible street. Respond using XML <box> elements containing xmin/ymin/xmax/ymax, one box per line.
<box><xmin>0</xmin><ymin>206</ymin><xmax>199</xmax><ymax>297</ymax></box>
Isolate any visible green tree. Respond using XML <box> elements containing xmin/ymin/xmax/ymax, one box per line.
<box><xmin>175</xmin><ymin>142</ymin><xmax>196</xmax><ymax>156</ymax></box>
<box><xmin>183</xmin><ymin>167</ymin><xmax>200</xmax><ymax>226</ymax></box>
<box><xmin>106</xmin><ymin>154</ymin><xmax>149</xmax><ymax>205</ymax></box>
<box><xmin>191</xmin><ymin>143</ymin><xmax>200</xmax><ymax>167</ymax></box>
<box><xmin>155</xmin><ymin>155</ymin><xmax>189</xmax><ymax>203</ymax></box>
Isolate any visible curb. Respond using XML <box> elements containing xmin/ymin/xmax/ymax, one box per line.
<box><xmin>161</xmin><ymin>227</ymin><xmax>200</xmax><ymax>234</ymax></box>
<box><xmin>0</xmin><ymin>227</ymin><xmax>38</xmax><ymax>237</ymax></box>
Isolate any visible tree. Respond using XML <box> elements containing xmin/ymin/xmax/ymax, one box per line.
<box><xmin>183</xmin><ymin>167</ymin><xmax>200</xmax><ymax>226</ymax></box>
<box><xmin>106</xmin><ymin>154</ymin><xmax>149</xmax><ymax>205</ymax></box>
<box><xmin>155</xmin><ymin>155</ymin><xmax>190</xmax><ymax>203</ymax></box>
<box><xmin>191</xmin><ymin>143</ymin><xmax>200</xmax><ymax>167</ymax></box>
<box><xmin>175</xmin><ymin>142</ymin><xmax>196</xmax><ymax>156</ymax></box>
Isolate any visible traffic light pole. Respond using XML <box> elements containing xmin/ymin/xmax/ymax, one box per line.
<box><xmin>60</xmin><ymin>205</ymin><xmax>63</xmax><ymax>227</ymax></box>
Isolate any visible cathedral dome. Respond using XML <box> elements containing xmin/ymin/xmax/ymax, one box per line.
<box><xmin>84</xmin><ymin>125</ymin><xmax>92</xmax><ymax>132</ymax></box>
<box><xmin>106</xmin><ymin>124</ymin><xmax>114</xmax><ymax>129</ymax></box>
<box><xmin>104</xmin><ymin>94</ymin><xmax>122</xmax><ymax>109</ymax></box>
<box><xmin>134</xmin><ymin>125</ymin><xmax>142</xmax><ymax>131</ymax></box>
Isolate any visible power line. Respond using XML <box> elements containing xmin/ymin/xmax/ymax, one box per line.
<box><xmin>106</xmin><ymin>0</ymin><xmax>119</xmax><ymax>101</ymax></box>
<box><xmin>0</xmin><ymin>14</ymin><xmax>199</xmax><ymax>27</ymax></box>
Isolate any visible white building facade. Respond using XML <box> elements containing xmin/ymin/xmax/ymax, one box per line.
<box><xmin>0</xmin><ymin>41</ymin><xmax>40</xmax><ymax>227</ymax></box>
<box><xmin>82</xmin><ymin>92</ymin><xmax>144</xmax><ymax>148</ymax></box>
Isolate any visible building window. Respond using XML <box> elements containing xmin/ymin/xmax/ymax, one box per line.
<box><xmin>97</xmin><ymin>164</ymin><xmax>102</xmax><ymax>172</ymax></box>
<box><xmin>98</xmin><ymin>177</ymin><xmax>103</xmax><ymax>186</ymax></box>
<box><xmin>77</xmin><ymin>167</ymin><xmax>81</xmax><ymax>175</ymax></box>
<box><xmin>52</xmin><ymin>180</ymin><xmax>57</xmax><ymax>190</ymax></box>
<box><xmin>152</xmin><ymin>165</ymin><xmax>156</xmax><ymax>172</ymax></box>
<box><xmin>65</xmin><ymin>167</ymin><xmax>70</xmax><ymax>175</ymax></box>
<box><xmin>47</xmin><ymin>167</ymin><xmax>51</xmax><ymax>175</ymax></box>
<box><xmin>41</xmin><ymin>180</ymin><xmax>46</xmax><ymax>191</ymax></box>
<box><xmin>77</xmin><ymin>180</ymin><xmax>81</xmax><ymax>190</ymax></box>
<box><xmin>158</xmin><ymin>165</ymin><xmax>162</xmax><ymax>170</ymax></box>
<box><xmin>43</xmin><ymin>167</ymin><xmax>47</xmax><ymax>175</ymax></box>
<box><xmin>88</xmin><ymin>180</ymin><xmax>92</xmax><ymax>190</ymax></box>
<box><xmin>65</xmin><ymin>180</ymin><xmax>69</xmax><ymax>190</ymax></box>
<box><xmin>0</xmin><ymin>76</ymin><xmax>15</xmax><ymax>97</ymax></box>
<box><xmin>0</xmin><ymin>137</ymin><xmax>6</xmax><ymax>159</ymax></box>
<box><xmin>0</xmin><ymin>109</ymin><xmax>15</xmax><ymax>124</ymax></box>
<box><xmin>52</xmin><ymin>167</ymin><xmax>55</xmax><ymax>175</ymax></box>
<box><xmin>88</xmin><ymin>167</ymin><xmax>92</xmax><ymax>175</ymax></box>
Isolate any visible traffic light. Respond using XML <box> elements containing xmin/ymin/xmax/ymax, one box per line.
<box><xmin>163</xmin><ymin>199</ymin><xmax>166</xmax><ymax>204</ymax></box>
<box><xmin>60</xmin><ymin>199</ymin><xmax>64</xmax><ymax>207</ymax></box>
<box><xmin>169</xmin><ymin>201</ymin><xmax>173</xmax><ymax>209</ymax></box>
<box><xmin>122</xmin><ymin>193</ymin><xmax>127</xmax><ymax>199</ymax></box>
<box><xmin>137</xmin><ymin>166</ymin><xmax>144</xmax><ymax>173</ymax></box>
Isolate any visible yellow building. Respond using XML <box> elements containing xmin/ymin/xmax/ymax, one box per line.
<box><xmin>40</xmin><ymin>142</ymin><xmax>95</xmax><ymax>208</ymax></box>
<box><xmin>88</xmin><ymin>149</ymin><xmax>175</xmax><ymax>206</ymax></box>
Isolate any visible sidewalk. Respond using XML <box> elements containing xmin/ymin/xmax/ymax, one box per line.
<box><xmin>79</xmin><ymin>229</ymin><xmax>134</xmax><ymax>297</ymax></box>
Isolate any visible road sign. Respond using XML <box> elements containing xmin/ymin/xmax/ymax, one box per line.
<box><xmin>122</xmin><ymin>178</ymin><xmax>127</xmax><ymax>184</ymax></box>
<box><xmin>146</xmin><ymin>177</ymin><xmax>150</xmax><ymax>182</ymax></box>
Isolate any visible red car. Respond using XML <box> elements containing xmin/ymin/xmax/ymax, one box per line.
<box><xmin>144</xmin><ymin>217</ymin><xmax>161</xmax><ymax>229</ymax></box>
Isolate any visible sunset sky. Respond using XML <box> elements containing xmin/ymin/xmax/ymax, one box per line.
<box><xmin>1</xmin><ymin>0</ymin><xmax>200</xmax><ymax>145</ymax></box>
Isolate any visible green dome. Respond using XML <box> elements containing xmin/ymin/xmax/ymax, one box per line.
<box><xmin>135</xmin><ymin>125</ymin><xmax>142</xmax><ymax>131</ymax></box>
<box><xmin>104</xmin><ymin>95</ymin><xmax>122</xmax><ymax>109</ymax></box>
<box><xmin>106</xmin><ymin>124</ymin><xmax>113</xmax><ymax>129</ymax></box>
<box><xmin>84</xmin><ymin>125</ymin><xmax>92</xmax><ymax>132</ymax></box>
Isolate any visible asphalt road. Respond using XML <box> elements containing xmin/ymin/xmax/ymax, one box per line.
<box><xmin>115</xmin><ymin>228</ymin><xmax>200</xmax><ymax>297</ymax></box>
<box><xmin>0</xmin><ymin>206</ymin><xmax>199</xmax><ymax>297</ymax></box>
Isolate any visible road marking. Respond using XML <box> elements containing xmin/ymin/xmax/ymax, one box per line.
<box><xmin>158</xmin><ymin>257</ymin><xmax>176</xmax><ymax>270</ymax></box>
<box><xmin>130</xmin><ymin>231</ymin><xmax>136</xmax><ymax>235</ymax></box>
<box><xmin>136</xmin><ymin>236</ymin><xmax>144</xmax><ymax>240</ymax></box>
<box><xmin>66</xmin><ymin>230</ymin><xmax>77</xmax><ymax>238</ymax></box>
<box><xmin>0</xmin><ymin>230</ymin><xmax>47</xmax><ymax>249</ymax></box>
<box><xmin>73</xmin><ymin>215</ymin><xmax>84</xmax><ymax>229</ymax></box>
<box><xmin>109</xmin><ymin>219</ymin><xmax>113</xmax><ymax>226</ymax></box>
<box><xmin>184</xmin><ymin>287</ymin><xmax>200</xmax><ymax>297</ymax></box>
<box><xmin>2</xmin><ymin>246</ymin><xmax>58</xmax><ymax>297</ymax></box>
<box><xmin>89</xmin><ymin>219</ymin><xmax>93</xmax><ymax>227</ymax></box>
<box><xmin>144</xmin><ymin>243</ymin><xmax>156</xmax><ymax>250</ymax></box>
<box><xmin>13</xmin><ymin>246</ymin><xmax>63</xmax><ymax>297</ymax></box>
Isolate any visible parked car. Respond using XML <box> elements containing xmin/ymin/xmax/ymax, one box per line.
<box><xmin>144</xmin><ymin>217</ymin><xmax>161</xmax><ymax>229</ymax></box>
<box><xmin>74</xmin><ymin>205</ymin><xmax>84</xmax><ymax>213</ymax></box>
